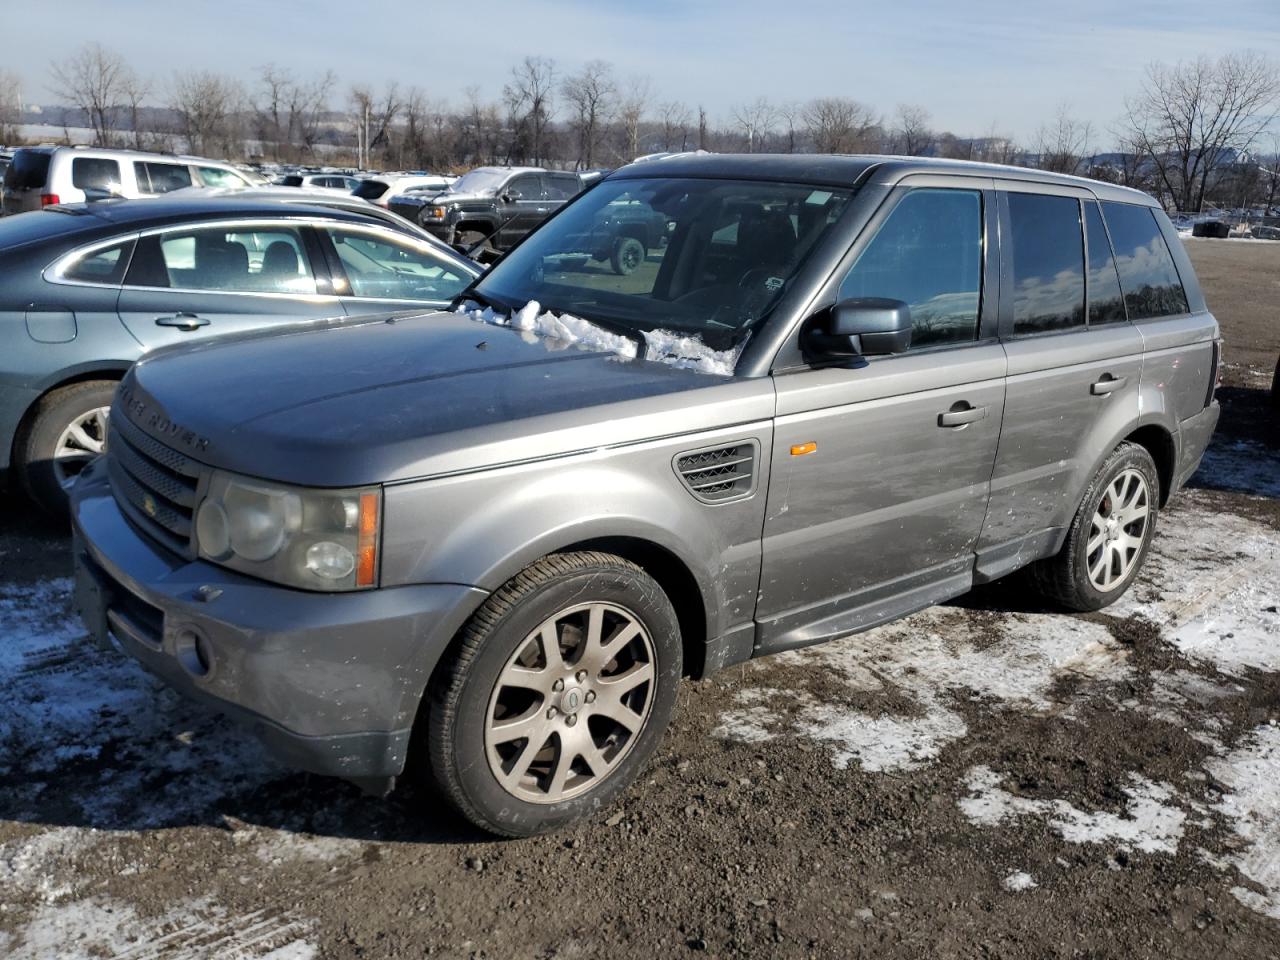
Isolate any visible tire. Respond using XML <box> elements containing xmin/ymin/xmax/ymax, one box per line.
<box><xmin>14</xmin><ymin>380</ymin><xmax>117</xmax><ymax>516</ymax></box>
<box><xmin>610</xmin><ymin>236</ymin><xmax>645</xmax><ymax>276</ymax></box>
<box><xmin>428</xmin><ymin>551</ymin><xmax>681</xmax><ymax>837</ymax></box>
<box><xmin>1031</xmin><ymin>441</ymin><xmax>1160</xmax><ymax>611</ymax></box>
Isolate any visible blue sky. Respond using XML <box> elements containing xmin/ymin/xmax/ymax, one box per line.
<box><xmin>13</xmin><ymin>0</ymin><xmax>1280</xmax><ymax>141</ymax></box>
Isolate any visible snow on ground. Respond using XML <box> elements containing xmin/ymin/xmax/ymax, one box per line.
<box><xmin>959</xmin><ymin>766</ymin><xmax>1187</xmax><ymax>855</ymax></box>
<box><xmin>715</xmin><ymin>610</ymin><xmax>1128</xmax><ymax>773</ymax></box>
<box><xmin>1205</xmin><ymin>724</ymin><xmax>1280</xmax><ymax>921</ymax></box>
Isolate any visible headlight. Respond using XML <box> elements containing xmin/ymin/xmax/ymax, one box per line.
<box><xmin>427</xmin><ymin>206</ymin><xmax>447</xmax><ymax>219</ymax></box>
<box><xmin>195</xmin><ymin>470</ymin><xmax>381</xmax><ymax>592</ymax></box>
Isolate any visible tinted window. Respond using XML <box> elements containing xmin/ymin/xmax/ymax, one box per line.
<box><xmin>280</xmin><ymin>175</ymin><xmax>304</xmax><ymax>187</ymax></box>
<box><xmin>129</xmin><ymin>225</ymin><xmax>316</xmax><ymax>294</ymax></box>
<box><xmin>326</xmin><ymin>228</ymin><xmax>470</xmax><ymax>301</ymax></box>
<box><xmin>506</xmin><ymin>175</ymin><xmax>541</xmax><ymax>200</ymax></box>
<box><xmin>3</xmin><ymin>150</ymin><xmax>51</xmax><ymax>189</ymax></box>
<box><xmin>839</xmin><ymin>188</ymin><xmax>982</xmax><ymax>349</ymax></box>
<box><xmin>197</xmin><ymin>166</ymin><xmax>246</xmax><ymax>188</ymax></box>
<box><xmin>62</xmin><ymin>239</ymin><xmax>135</xmax><ymax>284</ymax></box>
<box><xmin>136</xmin><ymin>162</ymin><xmax>192</xmax><ymax>194</ymax></box>
<box><xmin>543</xmin><ymin>174</ymin><xmax>581</xmax><ymax>201</ymax></box>
<box><xmin>1084</xmin><ymin>201</ymin><xmax>1126</xmax><ymax>324</ymax></box>
<box><xmin>1101</xmin><ymin>201</ymin><xmax>1189</xmax><ymax>320</ymax></box>
<box><xmin>71</xmin><ymin>158</ymin><xmax>122</xmax><ymax>193</ymax></box>
<box><xmin>1008</xmin><ymin>193</ymin><xmax>1084</xmax><ymax>335</ymax></box>
<box><xmin>352</xmin><ymin>180</ymin><xmax>388</xmax><ymax>200</ymax></box>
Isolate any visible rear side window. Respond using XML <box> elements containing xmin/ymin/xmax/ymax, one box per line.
<box><xmin>839</xmin><ymin>188</ymin><xmax>983</xmax><ymax>349</ymax></box>
<box><xmin>61</xmin><ymin>238</ymin><xmax>135</xmax><ymax>285</ymax></box>
<box><xmin>506</xmin><ymin>175</ymin><xmax>541</xmax><ymax>200</ymax></box>
<box><xmin>1008</xmin><ymin>193</ymin><xmax>1084</xmax><ymax>335</ymax></box>
<box><xmin>280</xmin><ymin>175</ymin><xmax>304</xmax><ymax>187</ymax></box>
<box><xmin>128</xmin><ymin>225</ymin><xmax>316</xmax><ymax>294</ymax></box>
<box><xmin>1084</xmin><ymin>201</ymin><xmax>1126</xmax><ymax>324</ymax></box>
<box><xmin>1100</xmin><ymin>201</ymin><xmax>1189</xmax><ymax>319</ymax></box>
<box><xmin>197</xmin><ymin>166</ymin><xmax>246</xmax><ymax>188</ymax></box>
<box><xmin>352</xmin><ymin>180</ymin><xmax>388</xmax><ymax>200</ymax></box>
<box><xmin>543</xmin><ymin>174</ymin><xmax>581</xmax><ymax>201</ymax></box>
<box><xmin>3</xmin><ymin>150</ymin><xmax>52</xmax><ymax>189</ymax></box>
<box><xmin>72</xmin><ymin>158</ymin><xmax>122</xmax><ymax>193</ymax></box>
<box><xmin>135</xmin><ymin>162</ymin><xmax>193</xmax><ymax>194</ymax></box>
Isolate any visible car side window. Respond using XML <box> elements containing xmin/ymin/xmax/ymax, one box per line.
<box><xmin>325</xmin><ymin>228</ymin><xmax>471</xmax><ymax>301</ymax></box>
<box><xmin>1100</xmin><ymin>201</ymin><xmax>1189</xmax><ymax>319</ymax></box>
<box><xmin>1084</xmin><ymin>201</ymin><xmax>1126</xmax><ymax>324</ymax></box>
<box><xmin>71</xmin><ymin>158</ymin><xmax>122</xmax><ymax>194</ymax></box>
<box><xmin>1008</xmin><ymin>193</ymin><xmax>1084</xmax><ymax>336</ymax></box>
<box><xmin>506</xmin><ymin>176</ymin><xmax>541</xmax><ymax>200</ymax></box>
<box><xmin>135</xmin><ymin>162</ymin><xmax>193</xmax><ymax>194</ymax></box>
<box><xmin>543</xmin><ymin>174</ymin><xmax>580</xmax><ymax>201</ymax></box>
<box><xmin>197</xmin><ymin>166</ymin><xmax>246</xmax><ymax>188</ymax></box>
<box><xmin>61</xmin><ymin>238</ymin><xmax>135</xmax><ymax>285</ymax></box>
<box><xmin>127</xmin><ymin>225</ymin><xmax>316</xmax><ymax>294</ymax></box>
<box><xmin>838</xmin><ymin>188</ymin><xmax>982</xmax><ymax>349</ymax></box>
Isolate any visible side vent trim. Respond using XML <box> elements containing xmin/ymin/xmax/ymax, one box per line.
<box><xmin>673</xmin><ymin>440</ymin><xmax>760</xmax><ymax>504</ymax></box>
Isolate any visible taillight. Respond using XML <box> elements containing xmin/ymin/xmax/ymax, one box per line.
<box><xmin>1205</xmin><ymin>340</ymin><xmax>1222</xmax><ymax>407</ymax></box>
<box><xmin>39</xmin><ymin>194</ymin><xmax>60</xmax><ymax>207</ymax></box>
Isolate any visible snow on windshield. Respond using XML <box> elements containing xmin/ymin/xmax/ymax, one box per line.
<box><xmin>455</xmin><ymin>300</ymin><xmax>742</xmax><ymax>376</ymax></box>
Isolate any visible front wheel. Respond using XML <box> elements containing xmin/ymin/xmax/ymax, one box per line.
<box><xmin>427</xmin><ymin>552</ymin><xmax>681</xmax><ymax>837</ymax></box>
<box><xmin>15</xmin><ymin>380</ymin><xmax>117</xmax><ymax>516</ymax></box>
<box><xmin>1031</xmin><ymin>441</ymin><xmax>1160</xmax><ymax>611</ymax></box>
<box><xmin>610</xmin><ymin>236</ymin><xmax>645</xmax><ymax>276</ymax></box>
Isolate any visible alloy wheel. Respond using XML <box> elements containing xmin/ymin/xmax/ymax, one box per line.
<box><xmin>53</xmin><ymin>405</ymin><xmax>110</xmax><ymax>491</ymax></box>
<box><xmin>1087</xmin><ymin>468</ymin><xmax>1150</xmax><ymax>592</ymax></box>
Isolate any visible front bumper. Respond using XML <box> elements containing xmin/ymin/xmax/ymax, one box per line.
<box><xmin>70</xmin><ymin>459</ymin><xmax>487</xmax><ymax>782</ymax></box>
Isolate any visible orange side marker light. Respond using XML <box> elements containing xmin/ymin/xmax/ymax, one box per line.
<box><xmin>790</xmin><ymin>441</ymin><xmax>818</xmax><ymax>457</ymax></box>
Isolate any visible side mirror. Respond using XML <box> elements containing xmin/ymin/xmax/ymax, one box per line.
<box><xmin>499</xmin><ymin>193</ymin><xmax>514</xmax><ymax>203</ymax></box>
<box><xmin>804</xmin><ymin>297</ymin><xmax>912</xmax><ymax>362</ymax></box>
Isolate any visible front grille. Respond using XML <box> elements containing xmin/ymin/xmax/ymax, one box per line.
<box><xmin>107</xmin><ymin>414</ymin><xmax>205</xmax><ymax>556</ymax></box>
<box><xmin>674</xmin><ymin>441</ymin><xmax>759</xmax><ymax>503</ymax></box>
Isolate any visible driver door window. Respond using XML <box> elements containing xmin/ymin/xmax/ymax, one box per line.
<box><xmin>838</xmin><ymin>188</ymin><xmax>983</xmax><ymax>349</ymax></box>
<box><xmin>325</xmin><ymin>227</ymin><xmax>471</xmax><ymax>302</ymax></box>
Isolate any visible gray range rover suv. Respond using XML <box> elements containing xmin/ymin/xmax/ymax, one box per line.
<box><xmin>71</xmin><ymin>154</ymin><xmax>1220</xmax><ymax>836</ymax></box>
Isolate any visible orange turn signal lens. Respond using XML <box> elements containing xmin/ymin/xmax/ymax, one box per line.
<box><xmin>790</xmin><ymin>441</ymin><xmax>818</xmax><ymax>457</ymax></box>
<box><xmin>356</xmin><ymin>491</ymin><xmax>380</xmax><ymax>587</ymax></box>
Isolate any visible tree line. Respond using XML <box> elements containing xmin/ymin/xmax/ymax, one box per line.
<box><xmin>3</xmin><ymin>44</ymin><xmax>1278</xmax><ymax>214</ymax></box>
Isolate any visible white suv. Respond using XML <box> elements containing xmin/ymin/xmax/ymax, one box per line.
<box><xmin>1</xmin><ymin>146</ymin><xmax>255</xmax><ymax>214</ymax></box>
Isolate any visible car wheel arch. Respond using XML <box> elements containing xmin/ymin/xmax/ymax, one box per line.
<box><xmin>10</xmin><ymin>365</ymin><xmax>129</xmax><ymax>461</ymax></box>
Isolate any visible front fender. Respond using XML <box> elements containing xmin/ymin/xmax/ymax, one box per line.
<box><xmin>379</xmin><ymin>426</ymin><xmax>774</xmax><ymax>645</ymax></box>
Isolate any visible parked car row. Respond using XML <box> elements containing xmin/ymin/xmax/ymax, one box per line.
<box><xmin>0</xmin><ymin>194</ymin><xmax>479</xmax><ymax>511</ymax></box>
<box><xmin>1</xmin><ymin>145</ymin><xmax>259</xmax><ymax>214</ymax></box>
<box><xmin>46</xmin><ymin>152</ymin><xmax>1220</xmax><ymax>840</ymax></box>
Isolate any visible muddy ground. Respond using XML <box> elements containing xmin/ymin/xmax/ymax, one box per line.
<box><xmin>0</xmin><ymin>241</ymin><xmax>1278</xmax><ymax>959</ymax></box>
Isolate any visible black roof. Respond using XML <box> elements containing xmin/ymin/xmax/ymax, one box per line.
<box><xmin>611</xmin><ymin>153</ymin><xmax>1156</xmax><ymax>205</ymax></box>
<box><xmin>74</xmin><ymin>195</ymin><xmax>383</xmax><ymax>227</ymax></box>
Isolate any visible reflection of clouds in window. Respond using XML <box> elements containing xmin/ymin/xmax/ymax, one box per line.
<box><xmin>1101</xmin><ymin>202</ymin><xmax>1188</xmax><ymax>320</ymax></box>
<box><xmin>1009</xmin><ymin>193</ymin><xmax>1083</xmax><ymax>335</ymax></box>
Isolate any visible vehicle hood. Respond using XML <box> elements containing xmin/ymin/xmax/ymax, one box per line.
<box><xmin>428</xmin><ymin>190</ymin><xmax>496</xmax><ymax>205</ymax></box>
<box><xmin>118</xmin><ymin>312</ymin><xmax>773</xmax><ymax>486</ymax></box>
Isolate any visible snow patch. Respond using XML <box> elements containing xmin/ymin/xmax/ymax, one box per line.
<box><xmin>1204</xmin><ymin>724</ymin><xmax>1280</xmax><ymax>921</ymax></box>
<box><xmin>959</xmin><ymin>765</ymin><xmax>1186</xmax><ymax>855</ymax></box>
<box><xmin>1002</xmin><ymin>871</ymin><xmax>1038</xmax><ymax>892</ymax></box>
<box><xmin>717</xmin><ymin>608</ymin><xmax>1127</xmax><ymax>773</ymax></box>
<box><xmin>6</xmin><ymin>895</ymin><xmax>316</xmax><ymax>960</ymax></box>
<box><xmin>457</xmin><ymin>300</ymin><xmax>741</xmax><ymax>375</ymax></box>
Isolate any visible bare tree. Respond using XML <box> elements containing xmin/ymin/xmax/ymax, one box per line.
<box><xmin>1123</xmin><ymin>50</ymin><xmax>1280</xmax><ymax>211</ymax></box>
<box><xmin>697</xmin><ymin>106</ymin><xmax>708</xmax><ymax>150</ymax></box>
<box><xmin>0</xmin><ymin>70</ymin><xmax>23</xmax><ymax>143</ymax></box>
<box><xmin>1033</xmin><ymin>104</ymin><xmax>1094</xmax><ymax>174</ymax></box>
<box><xmin>119</xmin><ymin>69</ymin><xmax>150</xmax><ymax>150</ymax></box>
<box><xmin>802</xmin><ymin>97</ymin><xmax>879</xmax><ymax>154</ymax></box>
<box><xmin>171</xmin><ymin>71</ymin><xmax>243</xmax><ymax>157</ymax></box>
<box><xmin>616</xmin><ymin>74</ymin><xmax>651</xmax><ymax>161</ymax></box>
<box><xmin>49</xmin><ymin>43</ymin><xmax>129</xmax><ymax>145</ymax></box>
<box><xmin>562</xmin><ymin>60</ymin><xmax>615</xmax><ymax>169</ymax></box>
<box><xmin>892</xmin><ymin>104</ymin><xmax>934</xmax><ymax>156</ymax></box>
<box><xmin>1258</xmin><ymin>135</ymin><xmax>1280</xmax><ymax>213</ymax></box>
<box><xmin>288</xmin><ymin>71</ymin><xmax>335</xmax><ymax>157</ymax></box>
<box><xmin>460</xmin><ymin>86</ymin><xmax>501</xmax><ymax>165</ymax></box>
<box><xmin>504</xmin><ymin>56</ymin><xmax>556</xmax><ymax>165</ymax></box>
<box><xmin>732</xmin><ymin>97</ymin><xmax>778</xmax><ymax>152</ymax></box>
<box><xmin>657</xmin><ymin>101</ymin><xmax>692</xmax><ymax>152</ymax></box>
<box><xmin>777</xmin><ymin>101</ymin><xmax>803</xmax><ymax>153</ymax></box>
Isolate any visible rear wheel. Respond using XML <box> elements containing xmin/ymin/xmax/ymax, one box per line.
<box><xmin>428</xmin><ymin>552</ymin><xmax>681</xmax><ymax>837</ymax></box>
<box><xmin>1031</xmin><ymin>442</ymin><xmax>1159</xmax><ymax>611</ymax></box>
<box><xmin>15</xmin><ymin>380</ymin><xmax>117</xmax><ymax>516</ymax></box>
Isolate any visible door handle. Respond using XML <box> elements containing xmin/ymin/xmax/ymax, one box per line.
<box><xmin>938</xmin><ymin>402</ymin><xmax>988</xmax><ymax>428</ymax></box>
<box><xmin>1090</xmin><ymin>375</ymin><xmax>1127</xmax><ymax>396</ymax></box>
<box><xmin>155</xmin><ymin>312</ymin><xmax>210</xmax><ymax>331</ymax></box>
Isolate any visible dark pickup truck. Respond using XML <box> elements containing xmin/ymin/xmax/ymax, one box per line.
<box><xmin>394</xmin><ymin>167</ymin><xmax>584</xmax><ymax>258</ymax></box>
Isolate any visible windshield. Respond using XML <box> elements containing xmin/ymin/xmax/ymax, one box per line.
<box><xmin>449</xmin><ymin>168</ymin><xmax>511</xmax><ymax>195</ymax></box>
<box><xmin>471</xmin><ymin>177</ymin><xmax>852</xmax><ymax>349</ymax></box>
<box><xmin>352</xmin><ymin>180</ymin><xmax>389</xmax><ymax>200</ymax></box>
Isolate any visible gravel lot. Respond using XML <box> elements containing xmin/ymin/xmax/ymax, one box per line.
<box><xmin>1</xmin><ymin>241</ymin><xmax>1277</xmax><ymax>959</ymax></box>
